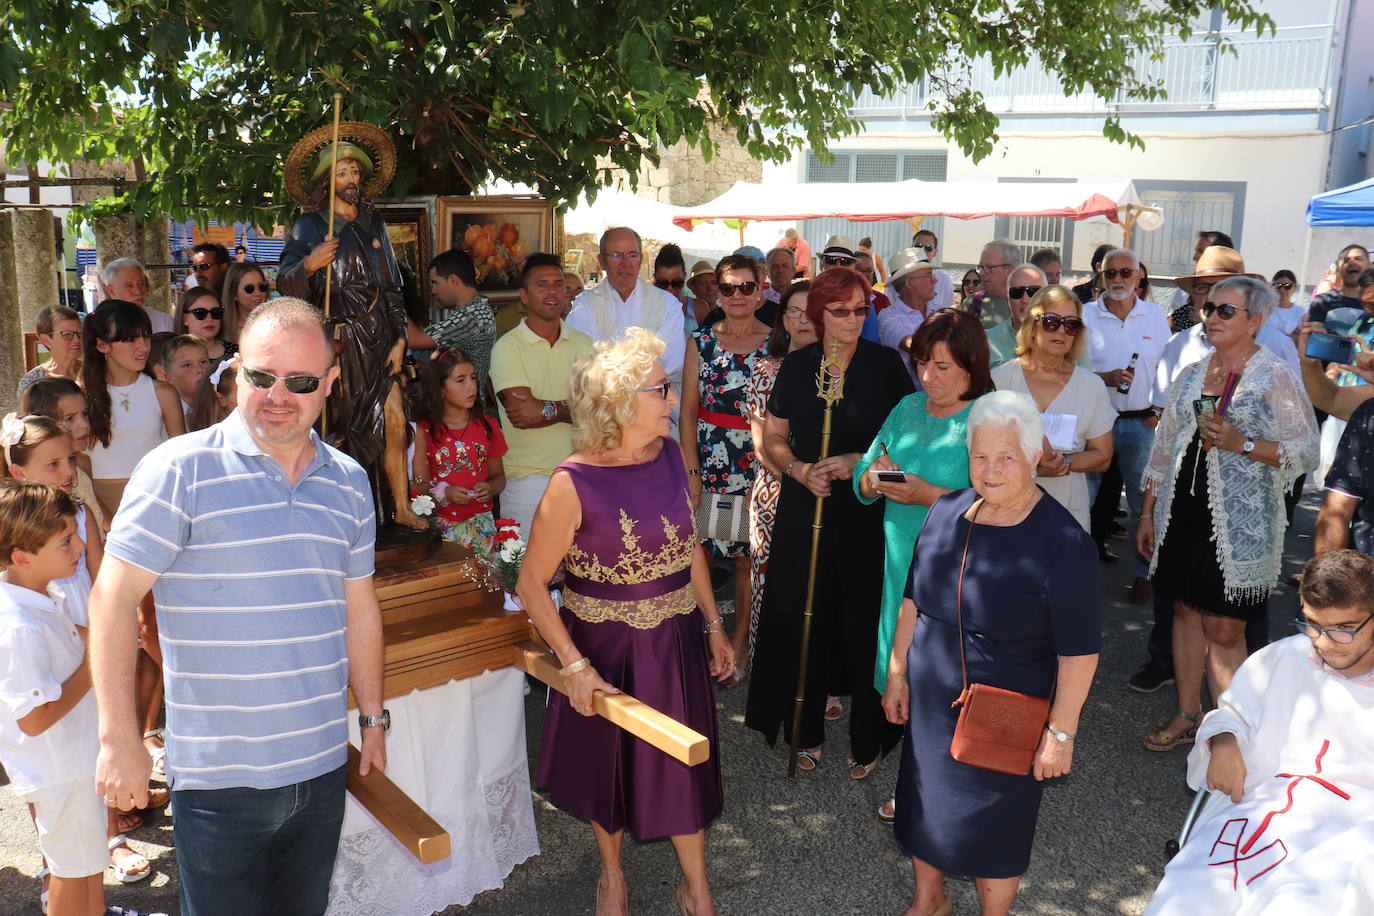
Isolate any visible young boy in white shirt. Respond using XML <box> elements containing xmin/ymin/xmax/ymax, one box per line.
<box><xmin>0</xmin><ymin>481</ymin><xmax>162</xmax><ymax>916</ymax></box>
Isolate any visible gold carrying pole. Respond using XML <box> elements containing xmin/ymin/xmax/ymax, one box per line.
<box><xmin>787</xmin><ymin>340</ymin><xmax>847</xmax><ymax>780</ymax></box>
<box><xmin>320</xmin><ymin>93</ymin><xmax>342</xmax><ymax>441</ymax></box>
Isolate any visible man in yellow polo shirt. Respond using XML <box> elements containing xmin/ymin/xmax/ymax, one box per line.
<box><xmin>491</xmin><ymin>253</ymin><xmax>595</xmax><ymax>537</ymax></box>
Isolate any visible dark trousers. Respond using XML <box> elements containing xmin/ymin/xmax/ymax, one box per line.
<box><xmin>172</xmin><ymin>764</ymin><xmax>347</xmax><ymax>916</ymax></box>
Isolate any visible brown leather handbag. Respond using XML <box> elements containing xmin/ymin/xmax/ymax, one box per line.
<box><xmin>947</xmin><ymin>499</ymin><xmax>1052</xmax><ymax>776</ymax></box>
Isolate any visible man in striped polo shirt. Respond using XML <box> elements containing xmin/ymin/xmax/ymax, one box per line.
<box><xmin>89</xmin><ymin>297</ymin><xmax>387</xmax><ymax>916</ymax></box>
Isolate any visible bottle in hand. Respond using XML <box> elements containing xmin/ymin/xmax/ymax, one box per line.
<box><xmin>1117</xmin><ymin>352</ymin><xmax>1140</xmax><ymax>394</ymax></box>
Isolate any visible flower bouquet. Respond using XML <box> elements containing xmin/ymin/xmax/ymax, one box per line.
<box><xmin>409</xmin><ymin>493</ymin><xmax>440</xmax><ymax>532</ymax></box>
<box><xmin>490</xmin><ymin>518</ymin><xmax>527</xmax><ymax>610</ymax></box>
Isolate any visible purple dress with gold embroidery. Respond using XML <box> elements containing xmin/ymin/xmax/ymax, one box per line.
<box><xmin>535</xmin><ymin>437</ymin><xmax>723</xmax><ymax>839</ymax></box>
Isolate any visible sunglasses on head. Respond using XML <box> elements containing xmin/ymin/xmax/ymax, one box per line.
<box><xmin>824</xmin><ymin>305</ymin><xmax>871</xmax><ymax>318</ymax></box>
<box><xmin>1102</xmin><ymin>267</ymin><xmax>1135</xmax><ymax>280</ymax></box>
<box><xmin>1034</xmin><ymin>313</ymin><xmax>1085</xmax><ymax>335</ymax></box>
<box><xmin>718</xmin><ymin>280</ymin><xmax>758</xmax><ymax>296</ymax></box>
<box><xmin>241</xmin><ymin>283</ymin><xmax>267</xmax><ymax>294</ymax></box>
<box><xmin>654</xmin><ymin>277</ymin><xmax>686</xmax><ymax>290</ymax></box>
<box><xmin>1201</xmin><ymin>301</ymin><xmax>1248</xmax><ymax>320</ymax></box>
<box><xmin>187</xmin><ymin>307</ymin><xmax>226</xmax><ymax>321</ymax></box>
<box><xmin>821</xmin><ymin>255</ymin><xmax>854</xmax><ymax>266</ymax></box>
<box><xmin>1009</xmin><ymin>285</ymin><xmax>1042</xmax><ymax>299</ymax></box>
<box><xmin>241</xmin><ymin>366</ymin><xmax>325</xmax><ymax>394</ymax></box>
<box><xmin>1272</xmin><ymin>281</ymin><xmax>1295</xmax><ymax>291</ymax></box>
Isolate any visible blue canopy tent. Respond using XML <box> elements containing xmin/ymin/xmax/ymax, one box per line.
<box><xmin>1301</xmin><ymin>176</ymin><xmax>1374</xmax><ymax>296</ymax></box>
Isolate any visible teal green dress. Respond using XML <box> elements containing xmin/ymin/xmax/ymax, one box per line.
<box><xmin>854</xmin><ymin>393</ymin><xmax>973</xmax><ymax>694</ymax></box>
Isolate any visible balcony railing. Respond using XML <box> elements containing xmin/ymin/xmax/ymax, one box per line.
<box><xmin>850</xmin><ymin>26</ymin><xmax>1333</xmax><ymax>116</ymax></box>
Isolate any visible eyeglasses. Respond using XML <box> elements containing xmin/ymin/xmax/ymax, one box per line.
<box><xmin>603</xmin><ymin>251</ymin><xmax>642</xmax><ymax>263</ymax></box>
<box><xmin>639</xmin><ymin>380</ymin><xmax>672</xmax><ymax>399</ymax></box>
<box><xmin>915</xmin><ymin>243</ymin><xmax>935</xmax><ymax>253</ymax></box>
<box><xmin>187</xmin><ymin>307</ymin><xmax>226</xmax><ymax>321</ymax></box>
<box><xmin>821</xmin><ymin>255</ymin><xmax>855</xmax><ymax>267</ymax></box>
<box><xmin>978</xmin><ymin>263</ymin><xmax>1011</xmax><ymax>274</ymax></box>
<box><xmin>1294</xmin><ymin>614</ymin><xmax>1372</xmax><ymax>645</ymax></box>
<box><xmin>1009</xmin><ymin>285</ymin><xmax>1042</xmax><ymax>299</ymax></box>
<box><xmin>1201</xmin><ymin>301</ymin><xmax>1249</xmax><ymax>320</ymax></box>
<box><xmin>1034</xmin><ymin>314</ymin><xmax>1085</xmax><ymax>335</ymax></box>
<box><xmin>1272</xmin><ymin>282</ymin><xmax>1295</xmax><ymax>291</ymax></box>
<box><xmin>241</xmin><ymin>283</ymin><xmax>267</xmax><ymax>294</ymax></box>
<box><xmin>241</xmin><ymin>366</ymin><xmax>325</xmax><ymax>394</ymax></box>
<box><xmin>1102</xmin><ymin>268</ymin><xmax>1135</xmax><ymax>280</ymax></box>
<box><xmin>824</xmin><ymin>305</ymin><xmax>871</xmax><ymax>318</ymax></box>
<box><xmin>654</xmin><ymin>277</ymin><xmax>685</xmax><ymax>290</ymax></box>
<box><xmin>51</xmin><ymin>329</ymin><xmax>81</xmax><ymax>342</ymax></box>
<box><xmin>783</xmin><ymin>306</ymin><xmax>807</xmax><ymax>318</ymax></box>
<box><xmin>718</xmin><ymin>281</ymin><xmax>759</xmax><ymax>296</ymax></box>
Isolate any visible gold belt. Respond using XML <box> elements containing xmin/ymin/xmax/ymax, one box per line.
<box><xmin>564</xmin><ymin>583</ymin><xmax>696</xmax><ymax>630</ymax></box>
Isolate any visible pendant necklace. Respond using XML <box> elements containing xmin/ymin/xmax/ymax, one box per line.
<box><xmin>110</xmin><ymin>381</ymin><xmax>136</xmax><ymax>412</ymax></box>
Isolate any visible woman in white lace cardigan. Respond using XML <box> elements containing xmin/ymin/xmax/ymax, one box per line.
<box><xmin>1136</xmin><ymin>275</ymin><xmax>1318</xmax><ymax>751</ymax></box>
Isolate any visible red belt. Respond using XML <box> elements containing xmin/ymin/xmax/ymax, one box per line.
<box><xmin>698</xmin><ymin>407</ymin><xmax>750</xmax><ymax>430</ymax></box>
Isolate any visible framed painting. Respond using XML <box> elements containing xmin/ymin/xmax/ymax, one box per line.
<box><xmin>436</xmin><ymin>196</ymin><xmax>555</xmax><ymax>304</ymax></box>
<box><xmin>376</xmin><ymin>203</ymin><xmax>434</xmax><ymax>313</ymax></box>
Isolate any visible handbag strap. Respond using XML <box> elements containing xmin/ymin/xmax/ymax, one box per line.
<box><xmin>951</xmin><ymin>498</ymin><xmax>982</xmax><ymax>709</ymax></box>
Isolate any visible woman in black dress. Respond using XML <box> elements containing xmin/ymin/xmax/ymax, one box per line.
<box><xmin>881</xmin><ymin>390</ymin><xmax>1101</xmax><ymax>916</ymax></box>
<box><xmin>745</xmin><ymin>267</ymin><xmax>913</xmax><ymax>777</ymax></box>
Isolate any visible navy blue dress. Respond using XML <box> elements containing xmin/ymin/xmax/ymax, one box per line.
<box><xmin>894</xmin><ymin>488</ymin><xmax>1100</xmax><ymax>878</ymax></box>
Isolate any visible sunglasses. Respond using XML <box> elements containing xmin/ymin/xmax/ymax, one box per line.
<box><xmin>1294</xmin><ymin>614</ymin><xmax>1371</xmax><ymax>645</ymax></box>
<box><xmin>718</xmin><ymin>281</ymin><xmax>759</xmax><ymax>296</ymax></box>
<box><xmin>1102</xmin><ymin>268</ymin><xmax>1135</xmax><ymax>280</ymax></box>
<box><xmin>915</xmin><ymin>243</ymin><xmax>935</xmax><ymax>253</ymax></box>
<box><xmin>1272</xmin><ymin>282</ymin><xmax>1295</xmax><ymax>291</ymax></box>
<box><xmin>242</xmin><ymin>366</ymin><xmax>325</xmax><ymax>394</ymax></box>
<box><xmin>821</xmin><ymin>255</ymin><xmax>855</xmax><ymax>266</ymax></box>
<box><xmin>241</xmin><ymin>283</ymin><xmax>267</xmax><ymax>294</ymax></box>
<box><xmin>824</xmin><ymin>305</ymin><xmax>871</xmax><ymax>318</ymax></box>
<box><xmin>639</xmin><ymin>380</ymin><xmax>672</xmax><ymax>399</ymax></box>
<box><xmin>191</xmin><ymin>262</ymin><xmax>223</xmax><ymax>272</ymax></box>
<box><xmin>187</xmin><ymin>307</ymin><xmax>226</xmax><ymax>321</ymax></box>
<box><xmin>1201</xmin><ymin>301</ymin><xmax>1248</xmax><ymax>320</ymax></box>
<box><xmin>1009</xmin><ymin>285</ymin><xmax>1042</xmax><ymax>299</ymax></box>
<box><xmin>1034</xmin><ymin>314</ymin><xmax>1085</xmax><ymax>335</ymax></box>
<box><xmin>654</xmin><ymin>277</ymin><xmax>686</xmax><ymax>290</ymax></box>
<box><xmin>963</xmin><ymin>278</ymin><xmax>982</xmax><ymax>287</ymax></box>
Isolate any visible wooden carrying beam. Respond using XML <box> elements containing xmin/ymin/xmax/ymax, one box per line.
<box><xmin>345</xmin><ymin>744</ymin><xmax>451</xmax><ymax>865</ymax></box>
<box><xmin>513</xmin><ymin>642</ymin><xmax>710</xmax><ymax>767</ymax></box>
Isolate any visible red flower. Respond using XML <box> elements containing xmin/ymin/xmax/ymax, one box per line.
<box><xmin>495</xmin><ymin>518</ymin><xmax>519</xmax><ymax>529</ymax></box>
<box><xmin>494</xmin><ymin>530</ymin><xmax>519</xmax><ymax>543</ymax></box>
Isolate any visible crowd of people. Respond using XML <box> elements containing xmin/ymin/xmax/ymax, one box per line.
<box><xmin>1</xmin><ymin>224</ymin><xmax>1371</xmax><ymax>916</ymax></box>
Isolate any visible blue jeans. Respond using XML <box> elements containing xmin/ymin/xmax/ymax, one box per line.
<box><xmin>172</xmin><ymin>765</ymin><xmax>346</xmax><ymax>916</ymax></box>
<box><xmin>1088</xmin><ymin>416</ymin><xmax>1155</xmax><ymax>578</ymax></box>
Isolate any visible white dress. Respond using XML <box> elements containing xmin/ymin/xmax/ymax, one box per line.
<box><xmin>992</xmin><ymin>361</ymin><xmax>1116</xmax><ymax>531</ymax></box>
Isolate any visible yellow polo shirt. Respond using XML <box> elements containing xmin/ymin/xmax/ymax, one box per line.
<box><xmin>489</xmin><ymin>319</ymin><xmax>594</xmax><ymax>479</ymax></box>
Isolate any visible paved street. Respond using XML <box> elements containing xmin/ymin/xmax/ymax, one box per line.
<box><xmin>0</xmin><ymin>495</ymin><xmax>1318</xmax><ymax>915</ymax></box>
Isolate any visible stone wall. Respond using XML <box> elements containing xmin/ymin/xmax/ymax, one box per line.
<box><xmin>601</xmin><ymin>121</ymin><xmax>762</xmax><ymax>207</ymax></box>
<box><xmin>93</xmin><ymin>213</ymin><xmax>172</xmax><ymax>313</ymax></box>
<box><xmin>0</xmin><ymin>209</ymin><xmax>61</xmax><ymax>413</ymax></box>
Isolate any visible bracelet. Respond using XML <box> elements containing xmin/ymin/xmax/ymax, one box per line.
<box><xmin>558</xmin><ymin>656</ymin><xmax>590</xmax><ymax>678</ymax></box>
<box><xmin>704</xmin><ymin>617</ymin><xmax>724</xmax><ymax>635</ymax></box>
<box><xmin>688</xmin><ymin>468</ymin><xmax>702</xmax><ymax>476</ymax></box>
<box><xmin>784</xmin><ymin>459</ymin><xmax>800</xmax><ymax>480</ymax></box>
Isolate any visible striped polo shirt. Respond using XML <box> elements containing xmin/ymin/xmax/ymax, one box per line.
<box><xmin>105</xmin><ymin>410</ymin><xmax>375</xmax><ymax>791</ymax></box>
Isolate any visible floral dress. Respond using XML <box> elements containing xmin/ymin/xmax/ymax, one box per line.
<box><xmin>744</xmin><ymin>357</ymin><xmax>781</xmax><ymax>666</ymax></box>
<box><xmin>693</xmin><ymin>325</ymin><xmax>768</xmax><ymax>559</ymax></box>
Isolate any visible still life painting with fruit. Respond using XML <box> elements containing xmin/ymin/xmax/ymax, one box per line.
<box><xmin>457</xmin><ymin>220</ymin><xmax>532</xmax><ymax>289</ymax></box>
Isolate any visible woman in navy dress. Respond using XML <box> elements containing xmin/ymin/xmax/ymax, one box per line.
<box><xmin>881</xmin><ymin>390</ymin><xmax>1101</xmax><ymax>916</ymax></box>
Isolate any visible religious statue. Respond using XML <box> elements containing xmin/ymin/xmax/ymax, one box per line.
<box><xmin>279</xmin><ymin>120</ymin><xmax>425</xmax><ymax>529</ymax></box>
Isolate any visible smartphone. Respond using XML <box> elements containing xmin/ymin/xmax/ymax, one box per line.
<box><xmin>873</xmin><ymin>469</ymin><xmax>907</xmax><ymax>483</ymax></box>
<box><xmin>1305</xmin><ymin>332</ymin><xmax>1355</xmax><ymax>364</ymax></box>
<box><xmin>1193</xmin><ymin>396</ymin><xmax>1218</xmax><ymax>420</ymax></box>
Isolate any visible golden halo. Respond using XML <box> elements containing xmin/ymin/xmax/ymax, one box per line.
<box><xmin>284</xmin><ymin>121</ymin><xmax>397</xmax><ymax>205</ymax></box>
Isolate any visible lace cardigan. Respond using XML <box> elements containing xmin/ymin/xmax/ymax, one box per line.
<box><xmin>1143</xmin><ymin>347</ymin><xmax>1318</xmax><ymax>602</ymax></box>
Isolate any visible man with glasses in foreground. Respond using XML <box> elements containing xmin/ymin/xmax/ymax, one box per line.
<box><xmin>1143</xmin><ymin>548</ymin><xmax>1374</xmax><ymax>916</ymax></box>
<box><xmin>91</xmin><ymin>297</ymin><xmax>387</xmax><ymax>916</ymax></box>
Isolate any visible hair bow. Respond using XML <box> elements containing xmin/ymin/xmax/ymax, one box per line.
<box><xmin>0</xmin><ymin>413</ymin><xmax>29</xmax><ymax>467</ymax></box>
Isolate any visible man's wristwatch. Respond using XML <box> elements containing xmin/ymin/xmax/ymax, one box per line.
<box><xmin>541</xmin><ymin>400</ymin><xmax>557</xmax><ymax>421</ymax></box>
<box><xmin>1046</xmin><ymin>724</ymin><xmax>1074</xmax><ymax>744</ymax></box>
<box><xmin>359</xmin><ymin>710</ymin><xmax>391</xmax><ymax>731</ymax></box>
<box><xmin>1242</xmin><ymin>437</ymin><xmax>1255</xmax><ymax>456</ymax></box>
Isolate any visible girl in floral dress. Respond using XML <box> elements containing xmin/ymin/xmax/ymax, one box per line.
<box><xmin>413</xmin><ymin>349</ymin><xmax>507</xmax><ymax>562</ymax></box>
<box><xmin>681</xmin><ymin>255</ymin><xmax>771</xmax><ymax>676</ymax></box>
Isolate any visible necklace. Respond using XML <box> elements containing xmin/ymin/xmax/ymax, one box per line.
<box><xmin>110</xmin><ymin>380</ymin><xmax>136</xmax><ymax>412</ymax></box>
<box><xmin>1209</xmin><ymin>347</ymin><xmax>1256</xmax><ymax>387</ymax></box>
<box><xmin>607</xmin><ymin>442</ymin><xmax>651</xmax><ymax>462</ymax></box>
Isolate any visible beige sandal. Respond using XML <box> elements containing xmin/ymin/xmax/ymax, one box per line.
<box><xmin>1144</xmin><ymin>709</ymin><xmax>1201</xmax><ymax>752</ymax></box>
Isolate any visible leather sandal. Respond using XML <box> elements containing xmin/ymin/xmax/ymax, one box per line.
<box><xmin>795</xmin><ymin>747</ymin><xmax>822</xmax><ymax>771</ymax></box>
<box><xmin>847</xmin><ymin>755</ymin><xmax>879</xmax><ymax>780</ymax></box>
<box><xmin>1144</xmin><ymin>709</ymin><xmax>1202</xmax><ymax>752</ymax></box>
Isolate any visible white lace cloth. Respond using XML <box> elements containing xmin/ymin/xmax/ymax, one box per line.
<box><xmin>1143</xmin><ymin>347</ymin><xmax>1319</xmax><ymax>602</ymax></box>
<box><xmin>328</xmin><ymin>667</ymin><xmax>539</xmax><ymax>916</ymax></box>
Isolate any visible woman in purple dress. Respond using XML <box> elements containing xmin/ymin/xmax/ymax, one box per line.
<box><xmin>518</xmin><ymin>327</ymin><xmax>735</xmax><ymax>916</ymax></box>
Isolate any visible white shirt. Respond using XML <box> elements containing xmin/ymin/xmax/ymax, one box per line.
<box><xmin>144</xmin><ymin>305</ymin><xmax>174</xmax><ymax>334</ymax></box>
<box><xmin>1151</xmin><ymin>322</ymin><xmax>1302</xmax><ymax>408</ymax></box>
<box><xmin>932</xmin><ymin>270</ymin><xmax>955</xmax><ymax>310</ymax></box>
<box><xmin>877</xmin><ymin>298</ymin><xmax>926</xmax><ymax>386</ymax></box>
<box><xmin>0</xmin><ymin>579</ymin><xmax>98</xmax><ymax>796</ymax></box>
<box><xmin>1265</xmin><ymin>303</ymin><xmax>1305</xmax><ymax>339</ymax></box>
<box><xmin>1082</xmin><ymin>296</ymin><xmax>1171</xmax><ymax>412</ymax></box>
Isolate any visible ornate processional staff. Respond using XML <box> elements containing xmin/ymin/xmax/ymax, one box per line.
<box><xmin>320</xmin><ymin>92</ymin><xmax>343</xmax><ymax>440</ymax></box>
<box><xmin>787</xmin><ymin>341</ymin><xmax>847</xmax><ymax>780</ymax></box>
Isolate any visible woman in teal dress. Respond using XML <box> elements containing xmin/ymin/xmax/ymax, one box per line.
<box><xmin>856</xmin><ymin>309</ymin><xmax>994</xmax><ymax>697</ymax></box>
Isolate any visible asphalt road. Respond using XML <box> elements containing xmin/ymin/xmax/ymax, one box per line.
<box><xmin>0</xmin><ymin>494</ymin><xmax>1319</xmax><ymax>916</ymax></box>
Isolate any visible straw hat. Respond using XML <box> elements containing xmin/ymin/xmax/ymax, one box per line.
<box><xmin>1173</xmin><ymin>246</ymin><xmax>1262</xmax><ymax>294</ymax></box>
<box><xmin>284</xmin><ymin>121</ymin><xmax>396</xmax><ymax>205</ymax></box>
<box><xmin>821</xmin><ymin>234</ymin><xmax>856</xmax><ymax>259</ymax></box>
<box><xmin>887</xmin><ymin>247</ymin><xmax>942</xmax><ymax>286</ymax></box>
<box><xmin>689</xmin><ymin>259</ymin><xmax>715</xmax><ymax>279</ymax></box>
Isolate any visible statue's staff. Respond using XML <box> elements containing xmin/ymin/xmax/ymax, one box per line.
<box><xmin>320</xmin><ymin>92</ymin><xmax>342</xmax><ymax>441</ymax></box>
<box><xmin>787</xmin><ymin>341</ymin><xmax>847</xmax><ymax>780</ymax></box>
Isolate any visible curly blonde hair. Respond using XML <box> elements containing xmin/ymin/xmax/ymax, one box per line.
<box><xmin>1014</xmin><ymin>285</ymin><xmax>1088</xmax><ymax>364</ymax></box>
<box><xmin>569</xmin><ymin>327</ymin><xmax>666</xmax><ymax>454</ymax></box>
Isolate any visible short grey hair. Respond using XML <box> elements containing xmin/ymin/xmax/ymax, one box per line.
<box><xmin>599</xmin><ymin>227</ymin><xmax>643</xmax><ymax>256</ymax></box>
<box><xmin>982</xmin><ymin>240</ymin><xmax>1023</xmax><ymax>269</ymax></box>
<box><xmin>102</xmin><ymin>257</ymin><xmax>146</xmax><ymax>286</ymax></box>
<box><xmin>1102</xmin><ymin>248</ymin><xmax>1141</xmax><ymax>271</ymax></box>
<box><xmin>1214</xmin><ymin>275</ymin><xmax>1278</xmax><ymax>322</ymax></box>
<box><xmin>967</xmin><ymin>390</ymin><xmax>1043</xmax><ymax>464</ymax></box>
<box><xmin>765</xmin><ymin>247</ymin><xmax>795</xmax><ymax>264</ymax></box>
<box><xmin>1009</xmin><ymin>264</ymin><xmax>1047</xmax><ymax>285</ymax></box>
<box><xmin>239</xmin><ymin>296</ymin><xmax>332</xmax><ymax>364</ymax></box>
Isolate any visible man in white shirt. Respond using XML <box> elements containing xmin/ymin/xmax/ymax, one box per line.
<box><xmin>1082</xmin><ymin>248</ymin><xmax>1171</xmax><ymax>598</ymax></box>
<box><xmin>101</xmin><ymin>258</ymin><xmax>174</xmax><ymax>333</ymax></box>
<box><xmin>567</xmin><ymin>227</ymin><xmax>686</xmax><ymax>432</ymax></box>
<box><xmin>877</xmin><ymin>248</ymin><xmax>939</xmax><ymax>385</ymax></box>
<box><xmin>912</xmin><ymin>229</ymin><xmax>955</xmax><ymax>311</ymax></box>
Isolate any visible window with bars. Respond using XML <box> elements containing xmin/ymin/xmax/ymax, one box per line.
<box><xmin>1131</xmin><ymin>181</ymin><xmax>1246</xmax><ymax>277</ymax></box>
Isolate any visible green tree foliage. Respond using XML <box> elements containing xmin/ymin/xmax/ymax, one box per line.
<box><xmin>0</xmin><ymin>0</ymin><xmax>1272</xmax><ymax>223</ymax></box>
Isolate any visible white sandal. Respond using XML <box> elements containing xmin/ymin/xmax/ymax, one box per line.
<box><xmin>108</xmin><ymin>834</ymin><xmax>153</xmax><ymax>884</ymax></box>
<box><xmin>143</xmin><ymin>729</ymin><xmax>166</xmax><ymax>779</ymax></box>
<box><xmin>39</xmin><ymin>865</ymin><xmax>49</xmax><ymax>914</ymax></box>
